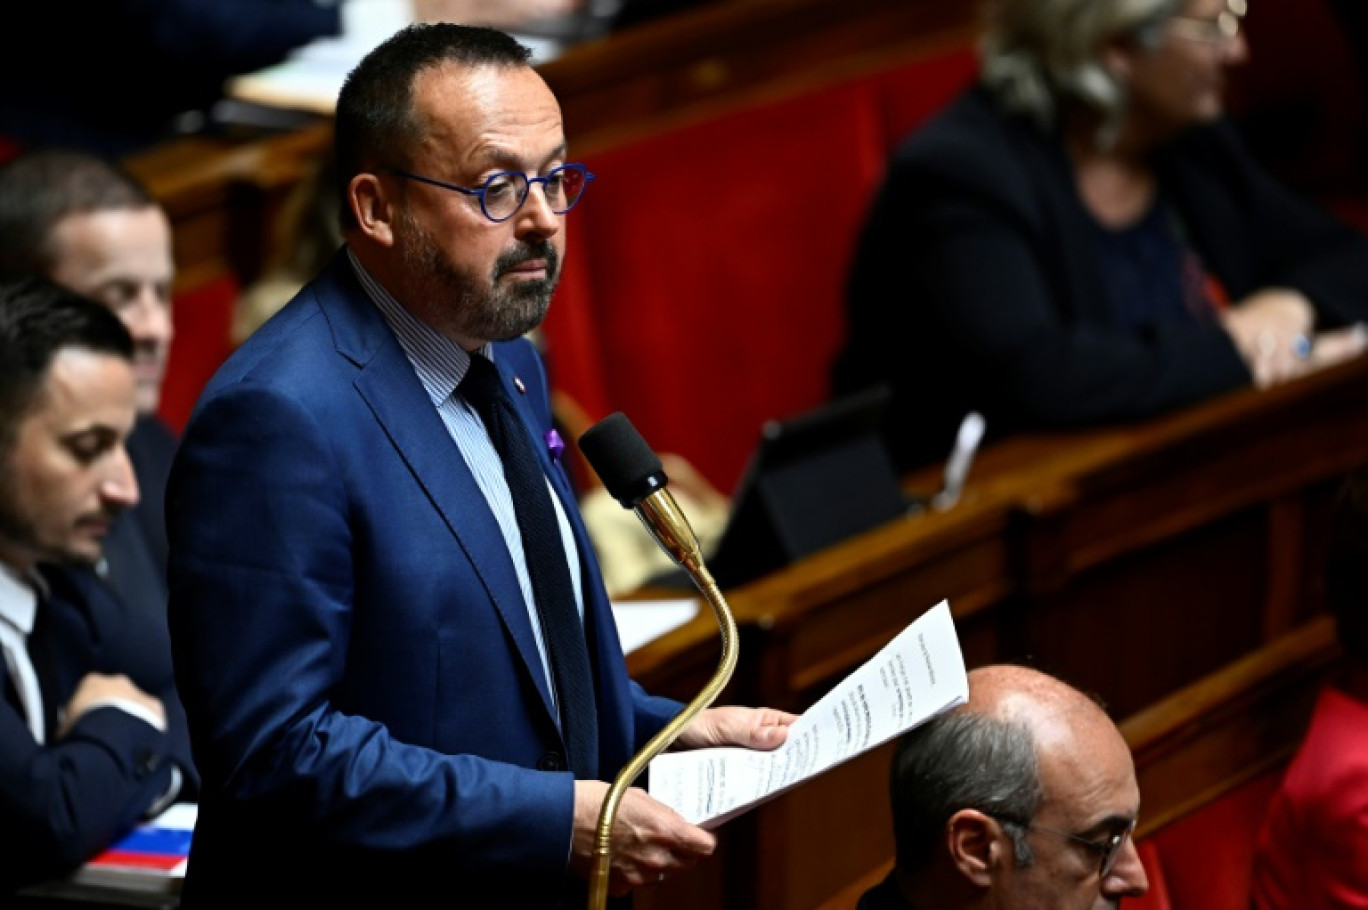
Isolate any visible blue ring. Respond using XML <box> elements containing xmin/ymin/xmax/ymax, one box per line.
<box><xmin>1292</xmin><ymin>333</ymin><xmax>1312</xmax><ymax>359</ymax></box>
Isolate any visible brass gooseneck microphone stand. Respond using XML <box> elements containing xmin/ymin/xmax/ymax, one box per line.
<box><xmin>578</xmin><ymin>417</ymin><xmax>739</xmax><ymax>910</ymax></box>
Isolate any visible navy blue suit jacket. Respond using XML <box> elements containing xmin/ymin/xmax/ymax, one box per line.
<box><xmin>166</xmin><ymin>251</ymin><xmax>682</xmax><ymax>907</ymax></box>
<box><xmin>0</xmin><ymin>566</ymin><xmax>197</xmax><ymax>895</ymax></box>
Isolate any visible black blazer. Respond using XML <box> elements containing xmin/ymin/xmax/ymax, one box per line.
<box><xmin>0</xmin><ymin>566</ymin><xmax>197</xmax><ymax>894</ymax></box>
<box><xmin>833</xmin><ymin>86</ymin><xmax>1368</xmax><ymax>470</ymax></box>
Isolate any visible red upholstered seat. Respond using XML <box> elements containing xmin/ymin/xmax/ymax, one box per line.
<box><xmin>873</xmin><ymin>46</ymin><xmax>979</xmax><ymax>154</ymax></box>
<box><xmin>546</xmin><ymin>79</ymin><xmax>889</xmax><ymax>494</ymax></box>
<box><xmin>1130</xmin><ymin>840</ymin><xmax>1173</xmax><ymax>910</ymax></box>
<box><xmin>1129</xmin><ymin>769</ymin><xmax>1284</xmax><ymax>910</ymax></box>
<box><xmin>541</xmin><ymin>49</ymin><xmax>978</xmax><ymax>495</ymax></box>
<box><xmin>160</xmin><ymin>274</ymin><xmax>241</xmax><ymax>434</ymax></box>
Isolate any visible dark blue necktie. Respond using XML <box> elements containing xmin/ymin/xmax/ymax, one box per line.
<box><xmin>461</xmin><ymin>354</ymin><xmax>599</xmax><ymax>779</ymax></box>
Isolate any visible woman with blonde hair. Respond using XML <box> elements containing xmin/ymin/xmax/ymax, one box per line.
<box><xmin>834</xmin><ymin>0</ymin><xmax>1368</xmax><ymax>471</ymax></box>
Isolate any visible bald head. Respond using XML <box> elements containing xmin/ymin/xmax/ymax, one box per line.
<box><xmin>886</xmin><ymin>665</ymin><xmax>1147</xmax><ymax>908</ymax></box>
<box><xmin>965</xmin><ymin>665</ymin><xmax>1118</xmax><ymax>754</ymax></box>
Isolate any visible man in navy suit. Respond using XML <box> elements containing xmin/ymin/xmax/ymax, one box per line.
<box><xmin>166</xmin><ymin>23</ymin><xmax>794</xmax><ymax>908</ymax></box>
<box><xmin>0</xmin><ymin>276</ymin><xmax>197</xmax><ymax>897</ymax></box>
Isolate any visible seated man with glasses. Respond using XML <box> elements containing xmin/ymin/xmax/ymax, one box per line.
<box><xmin>859</xmin><ymin>664</ymin><xmax>1149</xmax><ymax>910</ymax></box>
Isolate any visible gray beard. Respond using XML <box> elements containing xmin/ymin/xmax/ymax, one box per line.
<box><xmin>401</xmin><ymin>216</ymin><xmax>559</xmax><ymax>343</ymax></box>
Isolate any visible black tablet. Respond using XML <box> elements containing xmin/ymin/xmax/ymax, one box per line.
<box><xmin>703</xmin><ymin>384</ymin><xmax>909</xmax><ymax>590</ymax></box>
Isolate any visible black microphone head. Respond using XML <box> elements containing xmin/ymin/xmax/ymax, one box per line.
<box><xmin>578</xmin><ymin>412</ymin><xmax>668</xmax><ymax>509</ymax></box>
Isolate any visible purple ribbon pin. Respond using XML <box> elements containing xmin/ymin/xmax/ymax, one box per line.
<box><xmin>544</xmin><ymin>428</ymin><xmax>565</xmax><ymax>464</ymax></box>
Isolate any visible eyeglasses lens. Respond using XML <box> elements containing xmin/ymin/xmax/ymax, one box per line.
<box><xmin>1100</xmin><ymin>827</ymin><xmax>1131</xmax><ymax>877</ymax></box>
<box><xmin>552</xmin><ymin>167</ymin><xmax>588</xmax><ymax>213</ymax></box>
<box><xmin>481</xmin><ymin>166</ymin><xmax>589</xmax><ymax>220</ymax></box>
<box><xmin>482</xmin><ymin>173</ymin><xmax>527</xmax><ymax>221</ymax></box>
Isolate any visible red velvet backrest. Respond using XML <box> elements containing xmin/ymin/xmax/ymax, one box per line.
<box><xmin>1135</xmin><ymin>769</ymin><xmax>1285</xmax><ymax>910</ymax></box>
<box><xmin>1130</xmin><ymin>839</ymin><xmax>1174</xmax><ymax>910</ymax></box>
<box><xmin>543</xmin><ymin>48</ymin><xmax>978</xmax><ymax>494</ymax></box>
<box><xmin>873</xmin><ymin>45</ymin><xmax>979</xmax><ymax>155</ymax></box>
<box><xmin>159</xmin><ymin>274</ymin><xmax>241</xmax><ymax>435</ymax></box>
<box><xmin>551</xmin><ymin>79</ymin><xmax>889</xmax><ymax>494</ymax></box>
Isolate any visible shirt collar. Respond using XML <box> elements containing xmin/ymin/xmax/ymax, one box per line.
<box><xmin>345</xmin><ymin>247</ymin><xmax>493</xmax><ymax>405</ymax></box>
<box><xmin>0</xmin><ymin>562</ymin><xmax>41</xmax><ymax>636</ymax></box>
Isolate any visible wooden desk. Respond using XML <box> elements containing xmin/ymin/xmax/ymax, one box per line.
<box><xmin>122</xmin><ymin>121</ymin><xmax>331</xmax><ymax>294</ymax></box>
<box><xmin>628</xmin><ymin>355</ymin><xmax>1368</xmax><ymax>910</ymax></box>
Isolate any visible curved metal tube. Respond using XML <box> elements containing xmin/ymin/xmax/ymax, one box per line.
<box><xmin>587</xmin><ymin>490</ymin><xmax>739</xmax><ymax>909</ymax></box>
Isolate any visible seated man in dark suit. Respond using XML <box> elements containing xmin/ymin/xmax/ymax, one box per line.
<box><xmin>861</xmin><ymin>664</ymin><xmax>1148</xmax><ymax>909</ymax></box>
<box><xmin>0</xmin><ymin>276</ymin><xmax>197</xmax><ymax>897</ymax></box>
<box><xmin>0</xmin><ymin>148</ymin><xmax>178</xmax><ymax>623</ymax></box>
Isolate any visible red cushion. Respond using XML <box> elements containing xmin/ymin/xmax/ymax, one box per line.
<box><xmin>1129</xmin><ymin>839</ymin><xmax>1174</xmax><ymax>910</ymax></box>
<box><xmin>562</xmin><ymin>79</ymin><xmax>889</xmax><ymax>493</ymax></box>
<box><xmin>159</xmin><ymin>274</ymin><xmax>240</xmax><ymax>435</ymax></box>
<box><xmin>544</xmin><ymin>48</ymin><xmax>976</xmax><ymax>494</ymax></box>
<box><xmin>873</xmin><ymin>46</ymin><xmax>979</xmax><ymax>153</ymax></box>
<box><xmin>1145</xmin><ymin>771</ymin><xmax>1283</xmax><ymax>910</ymax></box>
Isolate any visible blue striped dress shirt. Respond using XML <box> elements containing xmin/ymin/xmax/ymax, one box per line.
<box><xmin>348</xmin><ymin>249</ymin><xmax>583</xmax><ymax>719</ymax></box>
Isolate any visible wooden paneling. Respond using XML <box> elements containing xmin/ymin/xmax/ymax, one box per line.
<box><xmin>1122</xmin><ymin>614</ymin><xmax>1341</xmax><ymax>837</ymax></box>
<box><xmin>540</xmin><ymin>0</ymin><xmax>978</xmax><ymax>153</ymax></box>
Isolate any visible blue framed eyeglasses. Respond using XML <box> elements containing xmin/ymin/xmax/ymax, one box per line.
<box><xmin>384</xmin><ymin>163</ymin><xmax>595</xmax><ymax>223</ymax></box>
<box><xmin>988</xmin><ymin>813</ymin><xmax>1136</xmax><ymax>878</ymax></box>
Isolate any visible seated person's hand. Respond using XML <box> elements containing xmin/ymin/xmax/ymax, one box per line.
<box><xmin>1220</xmin><ymin>289</ymin><xmax>1317</xmax><ymax>387</ymax></box>
<box><xmin>57</xmin><ymin>672</ymin><xmax>167</xmax><ymax>739</ymax></box>
<box><xmin>1306</xmin><ymin>323</ymin><xmax>1368</xmax><ymax>372</ymax></box>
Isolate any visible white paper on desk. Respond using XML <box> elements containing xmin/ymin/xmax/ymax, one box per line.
<box><xmin>648</xmin><ymin>599</ymin><xmax>967</xmax><ymax>828</ymax></box>
<box><xmin>612</xmin><ymin>599</ymin><xmax>699</xmax><ymax>655</ymax></box>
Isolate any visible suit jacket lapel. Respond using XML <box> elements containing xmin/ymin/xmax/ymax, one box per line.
<box><xmin>320</xmin><ymin>260</ymin><xmax>557</xmax><ymax>719</ymax></box>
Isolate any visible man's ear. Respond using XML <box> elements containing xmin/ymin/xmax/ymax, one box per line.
<box><xmin>350</xmin><ymin>172</ymin><xmax>395</xmax><ymax>246</ymax></box>
<box><xmin>946</xmin><ymin>809</ymin><xmax>999</xmax><ymax>888</ymax></box>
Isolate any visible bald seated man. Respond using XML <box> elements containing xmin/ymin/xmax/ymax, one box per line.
<box><xmin>860</xmin><ymin>664</ymin><xmax>1149</xmax><ymax>909</ymax></box>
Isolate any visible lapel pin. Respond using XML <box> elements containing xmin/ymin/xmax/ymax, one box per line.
<box><xmin>544</xmin><ymin>429</ymin><xmax>565</xmax><ymax>464</ymax></box>
<box><xmin>513</xmin><ymin>376</ymin><xmax>526</xmax><ymax>394</ymax></box>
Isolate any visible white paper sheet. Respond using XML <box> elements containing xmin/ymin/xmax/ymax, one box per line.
<box><xmin>612</xmin><ymin>598</ymin><xmax>700</xmax><ymax>655</ymax></box>
<box><xmin>648</xmin><ymin>599</ymin><xmax>967</xmax><ymax>828</ymax></box>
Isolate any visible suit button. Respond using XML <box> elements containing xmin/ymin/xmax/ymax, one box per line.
<box><xmin>538</xmin><ymin>751</ymin><xmax>565</xmax><ymax>771</ymax></box>
<box><xmin>135</xmin><ymin>751</ymin><xmax>160</xmax><ymax>779</ymax></box>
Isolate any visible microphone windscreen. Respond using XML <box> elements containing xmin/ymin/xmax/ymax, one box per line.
<box><xmin>578</xmin><ymin>412</ymin><xmax>668</xmax><ymax>509</ymax></box>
